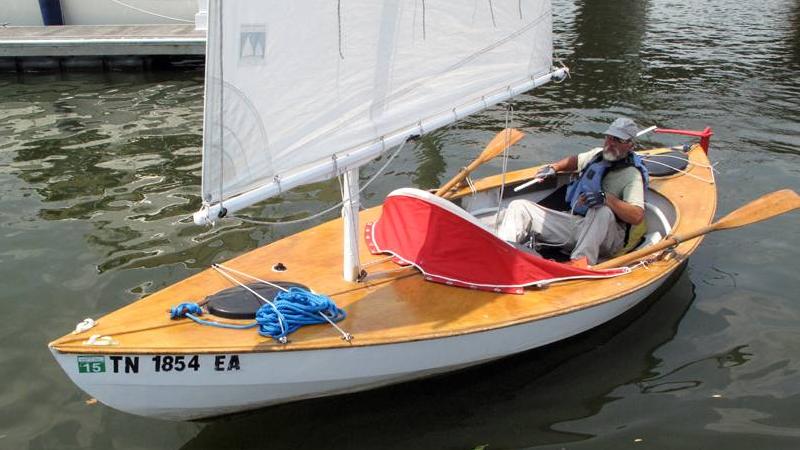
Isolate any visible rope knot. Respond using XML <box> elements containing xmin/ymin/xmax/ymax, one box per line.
<box><xmin>170</xmin><ymin>302</ymin><xmax>203</xmax><ymax>320</ymax></box>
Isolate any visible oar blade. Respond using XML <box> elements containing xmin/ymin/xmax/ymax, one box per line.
<box><xmin>595</xmin><ymin>189</ymin><xmax>799</xmax><ymax>270</ymax></box>
<box><xmin>478</xmin><ymin>128</ymin><xmax>525</xmax><ymax>163</ymax></box>
<box><xmin>715</xmin><ymin>189</ymin><xmax>800</xmax><ymax>231</ymax></box>
<box><xmin>434</xmin><ymin>128</ymin><xmax>525</xmax><ymax>197</ymax></box>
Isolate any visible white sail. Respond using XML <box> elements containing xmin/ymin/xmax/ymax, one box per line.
<box><xmin>198</xmin><ymin>0</ymin><xmax>556</xmax><ymax>223</ymax></box>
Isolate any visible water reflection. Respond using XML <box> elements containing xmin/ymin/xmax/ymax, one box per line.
<box><xmin>412</xmin><ymin>133</ymin><xmax>447</xmax><ymax>189</ymax></box>
<box><xmin>0</xmin><ymin>71</ymin><xmax>212</xmax><ymax>276</ymax></box>
<box><xmin>637</xmin><ymin>344</ymin><xmax>751</xmax><ymax>395</ymax></box>
<box><xmin>181</xmin><ymin>267</ymin><xmax>695</xmax><ymax>450</ymax></box>
<box><xmin>568</xmin><ymin>0</ymin><xmax>648</xmax><ymax>108</ymax></box>
<box><xmin>791</xmin><ymin>2</ymin><xmax>800</xmax><ymax>67</ymax></box>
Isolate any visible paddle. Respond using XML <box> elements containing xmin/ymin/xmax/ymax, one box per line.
<box><xmin>593</xmin><ymin>189</ymin><xmax>800</xmax><ymax>269</ymax></box>
<box><xmin>434</xmin><ymin>128</ymin><xmax>525</xmax><ymax>197</ymax></box>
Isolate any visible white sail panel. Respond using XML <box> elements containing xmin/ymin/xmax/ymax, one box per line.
<box><xmin>202</xmin><ymin>0</ymin><xmax>553</xmax><ymax>206</ymax></box>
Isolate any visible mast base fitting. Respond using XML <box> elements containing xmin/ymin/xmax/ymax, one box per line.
<box><xmin>356</xmin><ymin>269</ymin><xmax>368</xmax><ymax>282</ymax></box>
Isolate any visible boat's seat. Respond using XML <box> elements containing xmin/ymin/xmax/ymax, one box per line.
<box><xmin>633</xmin><ymin>202</ymin><xmax>672</xmax><ymax>251</ymax></box>
<box><xmin>606</xmin><ymin>201</ymin><xmax>672</xmax><ymax>260</ymax></box>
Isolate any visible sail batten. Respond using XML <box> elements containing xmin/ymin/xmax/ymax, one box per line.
<box><xmin>197</xmin><ymin>0</ymin><xmax>556</xmax><ymax>223</ymax></box>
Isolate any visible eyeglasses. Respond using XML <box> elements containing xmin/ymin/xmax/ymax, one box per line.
<box><xmin>607</xmin><ymin>135</ymin><xmax>632</xmax><ymax>144</ymax></box>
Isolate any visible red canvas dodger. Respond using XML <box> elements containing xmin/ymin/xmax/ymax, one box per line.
<box><xmin>366</xmin><ymin>188</ymin><xmax>630</xmax><ymax>294</ymax></box>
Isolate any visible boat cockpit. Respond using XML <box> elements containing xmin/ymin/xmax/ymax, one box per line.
<box><xmin>460</xmin><ymin>150</ymin><xmax>687</xmax><ymax>264</ymax></box>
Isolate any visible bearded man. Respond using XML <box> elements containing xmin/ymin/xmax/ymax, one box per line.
<box><xmin>497</xmin><ymin>117</ymin><xmax>649</xmax><ymax>266</ymax></box>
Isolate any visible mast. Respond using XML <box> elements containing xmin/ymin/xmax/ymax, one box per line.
<box><xmin>341</xmin><ymin>168</ymin><xmax>361</xmax><ymax>282</ymax></box>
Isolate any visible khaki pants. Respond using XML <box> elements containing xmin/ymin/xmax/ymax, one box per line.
<box><xmin>497</xmin><ymin>200</ymin><xmax>626</xmax><ymax>265</ymax></box>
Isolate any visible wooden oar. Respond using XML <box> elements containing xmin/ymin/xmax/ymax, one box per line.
<box><xmin>434</xmin><ymin>128</ymin><xmax>525</xmax><ymax>197</ymax></box>
<box><xmin>594</xmin><ymin>189</ymin><xmax>800</xmax><ymax>269</ymax></box>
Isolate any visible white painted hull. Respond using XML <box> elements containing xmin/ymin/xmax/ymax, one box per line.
<box><xmin>50</xmin><ymin>274</ymin><xmax>667</xmax><ymax>421</ymax></box>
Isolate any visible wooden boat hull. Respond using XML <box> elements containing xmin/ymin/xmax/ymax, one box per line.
<box><xmin>49</xmin><ymin>145</ymin><xmax>717</xmax><ymax>420</ymax></box>
<box><xmin>51</xmin><ymin>273</ymin><xmax>665</xmax><ymax>420</ymax></box>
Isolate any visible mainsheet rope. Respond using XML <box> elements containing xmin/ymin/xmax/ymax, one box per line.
<box><xmin>638</xmin><ymin>151</ymin><xmax>718</xmax><ymax>184</ymax></box>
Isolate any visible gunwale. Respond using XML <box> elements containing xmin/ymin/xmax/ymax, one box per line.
<box><xmin>49</xmin><ymin>145</ymin><xmax>716</xmax><ymax>355</ymax></box>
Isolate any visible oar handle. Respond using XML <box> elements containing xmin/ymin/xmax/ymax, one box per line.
<box><xmin>636</xmin><ymin>125</ymin><xmax>657</xmax><ymax>137</ymax></box>
<box><xmin>513</xmin><ymin>176</ymin><xmax>544</xmax><ymax>192</ymax></box>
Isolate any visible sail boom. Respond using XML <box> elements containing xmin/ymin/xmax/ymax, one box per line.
<box><xmin>193</xmin><ymin>67</ymin><xmax>568</xmax><ymax>225</ymax></box>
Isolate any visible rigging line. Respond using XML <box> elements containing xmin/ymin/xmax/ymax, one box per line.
<box><xmin>640</xmin><ymin>152</ymin><xmax>719</xmax><ymax>171</ymax></box>
<box><xmin>214</xmin><ymin>263</ymin><xmax>289</xmax><ymax>293</ymax></box>
<box><xmin>109</xmin><ymin>0</ymin><xmax>193</xmax><ymax>23</ymax></box>
<box><xmin>337</xmin><ymin>172</ymin><xmax>345</xmax><ymax>206</ymax></box>
<box><xmin>710</xmin><ymin>160</ymin><xmax>717</xmax><ymax>185</ymax></box>
<box><xmin>488</xmin><ymin>0</ymin><xmax>497</xmax><ymax>27</ymax></box>
<box><xmin>211</xmin><ymin>264</ymin><xmax>287</xmax><ymax>336</ymax></box>
<box><xmin>518</xmin><ymin>0</ymin><xmax>523</xmax><ymax>19</ymax></box>
<box><xmin>366</xmin><ymin>266</ymin><xmax>414</xmax><ymax>275</ymax></box>
<box><xmin>232</xmin><ymin>138</ymin><xmax>409</xmax><ymax>225</ymax></box>
<box><xmin>466</xmin><ymin>175</ymin><xmax>478</xmax><ymax>196</ymax></box>
<box><xmin>643</xmin><ymin>159</ymin><xmax>716</xmax><ymax>184</ymax></box>
<box><xmin>495</xmin><ymin>104</ymin><xmax>514</xmax><ymax>230</ymax></box>
<box><xmin>214</xmin><ymin>263</ymin><xmax>353</xmax><ymax>340</ymax></box>
<box><xmin>361</xmin><ymin>255</ymin><xmax>396</xmax><ymax>267</ymax></box>
<box><xmin>56</xmin><ymin>320</ymin><xmax>202</xmax><ymax>346</ymax></box>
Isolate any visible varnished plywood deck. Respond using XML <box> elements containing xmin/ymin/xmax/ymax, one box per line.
<box><xmin>50</xmin><ymin>146</ymin><xmax>716</xmax><ymax>354</ymax></box>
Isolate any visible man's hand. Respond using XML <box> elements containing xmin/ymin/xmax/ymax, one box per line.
<box><xmin>581</xmin><ymin>191</ymin><xmax>606</xmax><ymax>208</ymax></box>
<box><xmin>534</xmin><ymin>165</ymin><xmax>556</xmax><ymax>182</ymax></box>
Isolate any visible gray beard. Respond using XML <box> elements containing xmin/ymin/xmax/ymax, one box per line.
<box><xmin>602</xmin><ymin>149</ymin><xmax>625</xmax><ymax>162</ymax></box>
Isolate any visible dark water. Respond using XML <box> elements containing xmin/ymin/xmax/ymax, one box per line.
<box><xmin>1</xmin><ymin>0</ymin><xmax>799</xmax><ymax>448</ymax></box>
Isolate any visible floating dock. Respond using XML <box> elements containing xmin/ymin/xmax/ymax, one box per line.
<box><xmin>0</xmin><ymin>24</ymin><xmax>205</xmax><ymax>71</ymax></box>
<box><xmin>0</xmin><ymin>24</ymin><xmax>205</xmax><ymax>57</ymax></box>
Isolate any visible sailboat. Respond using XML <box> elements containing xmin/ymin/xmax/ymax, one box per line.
<box><xmin>48</xmin><ymin>0</ymin><xmax>799</xmax><ymax>421</ymax></box>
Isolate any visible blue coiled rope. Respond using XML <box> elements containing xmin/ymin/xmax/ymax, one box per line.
<box><xmin>169</xmin><ymin>287</ymin><xmax>346</xmax><ymax>341</ymax></box>
<box><xmin>255</xmin><ymin>287</ymin><xmax>346</xmax><ymax>340</ymax></box>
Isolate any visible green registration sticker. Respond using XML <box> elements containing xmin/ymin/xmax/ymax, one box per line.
<box><xmin>77</xmin><ymin>356</ymin><xmax>106</xmax><ymax>373</ymax></box>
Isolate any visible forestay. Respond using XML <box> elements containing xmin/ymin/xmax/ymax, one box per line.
<box><xmin>197</xmin><ymin>0</ymin><xmax>557</xmax><ymax>223</ymax></box>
